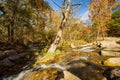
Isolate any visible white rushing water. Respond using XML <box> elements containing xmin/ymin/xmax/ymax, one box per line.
<box><xmin>2</xmin><ymin>69</ymin><xmax>30</xmax><ymax>80</ymax></box>
<box><xmin>2</xmin><ymin>63</ymin><xmax>67</xmax><ymax>80</ymax></box>
<box><xmin>33</xmin><ymin>63</ymin><xmax>69</xmax><ymax>71</ymax></box>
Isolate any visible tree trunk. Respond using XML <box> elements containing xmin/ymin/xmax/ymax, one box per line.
<box><xmin>101</xmin><ymin>26</ymin><xmax>105</xmax><ymax>40</ymax></box>
<box><xmin>96</xmin><ymin>27</ymin><xmax>100</xmax><ymax>42</ymax></box>
<box><xmin>47</xmin><ymin>29</ymin><xmax>62</xmax><ymax>53</ymax></box>
<box><xmin>47</xmin><ymin>0</ymin><xmax>71</xmax><ymax>53</ymax></box>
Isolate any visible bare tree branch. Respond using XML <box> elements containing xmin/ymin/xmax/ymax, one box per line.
<box><xmin>71</xmin><ymin>2</ymin><xmax>82</xmax><ymax>6</ymax></box>
<box><xmin>51</xmin><ymin>0</ymin><xmax>62</xmax><ymax>8</ymax></box>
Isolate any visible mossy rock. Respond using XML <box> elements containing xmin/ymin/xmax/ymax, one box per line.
<box><xmin>33</xmin><ymin>49</ymin><xmax>61</xmax><ymax>66</ymax></box>
<box><xmin>23</xmin><ymin>68</ymin><xmax>63</xmax><ymax>80</ymax></box>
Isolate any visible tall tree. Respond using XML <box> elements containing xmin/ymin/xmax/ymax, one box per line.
<box><xmin>89</xmin><ymin>0</ymin><xmax>118</xmax><ymax>40</ymax></box>
<box><xmin>28</xmin><ymin>0</ymin><xmax>52</xmax><ymax>42</ymax></box>
<box><xmin>0</xmin><ymin>0</ymin><xmax>33</xmax><ymax>42</ymax></box>
<box><xmin>108</xmin><ymin>9</ymin><xmax>120</xmax><ymax>36</ymax></box>
<box><xmin>0</xmin><ymin>0</ymin><xmax>52</xmax><ymax>44</ymax></box>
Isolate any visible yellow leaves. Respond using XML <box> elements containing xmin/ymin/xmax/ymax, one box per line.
<box><xmin>89</xmin><ymin>0</ymin><xmax>117</xmax><ymax>37</ymax></box>
<box><xmin>51</xmin><ymin>11</ymin><xmax>61</xmax><ymax>23</ymax></box>
<box><xmin>73</xmin><ymin>40</ymin><xmax>87</xmax><ymax>45</ymax></box>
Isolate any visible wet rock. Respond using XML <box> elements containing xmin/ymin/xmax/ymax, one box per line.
<box><xmin>13</xmin><ymin>68</ymin><xmax>81</xmax><ymax>80</ymax></box>
<box><xmin>4</xmin><ymin>50</ymin><xmax>18</xmax><ymax>56</ymax></box>
<box><xmin>67</xmin><ymin>60</ymin><xmax>105</xmax><ymax>80</ymax></box>
<box><xmin>104</xmin><ymin>58</ymin><xmax>120</xmax><ymax>66</ymax></box>
<box><xmin>0</xmin><ymin>51</ymin><xmax>6</xmax><ymax>60</ymax></box>
<box><xmin>0</xmin><ymin>58</ymin><xmax>14</xmax><ymax>67</ymax></box>
<box><xmin>0</xmin><ymin>48</ymin><xmax>38</xmax><ymax>77</ymax></box>
<box><xmin>8</xmin><ymin>52</ymin><xmax>28</xmax><ymax>61</ymax></box>
<box><xmin>103</xmin><ymin>68</ymin><xmax>120</xmax><ymax>80</ymax></box>
<box><xmin>8</xmin><ymin>55</ymin><xmax>20</xmax><ymax>61</ymax></box>
<box><xmin>111</xmin><ymin>68</ymin><xmax>120</xmax><ymax>79</ymax></box>
<box><xmin>0</xmin><ymin>50</ymin><xmax>18</xmax><ymax>60</ymax></box>
<box><xmin>22</xmin><ymin>68</ymin><xmax>63</xmax><ymax>80</ymax></box>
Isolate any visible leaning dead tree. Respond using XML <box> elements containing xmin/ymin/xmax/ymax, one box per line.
<box><xmin>47</xmin><ymin>0</ymin><xmax>82</xmax><ymax>53</ymax></box>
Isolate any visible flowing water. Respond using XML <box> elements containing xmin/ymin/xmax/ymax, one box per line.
<box><xmin>1</xmin><ymin>64</ymin><xmax>67</xmax><ymax>80</ymax></box>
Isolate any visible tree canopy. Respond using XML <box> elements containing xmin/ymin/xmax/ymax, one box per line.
<box><xmin>107</xmin><ymin>9</ymin><xmax>120</xmax><ymax>37</ymax></box>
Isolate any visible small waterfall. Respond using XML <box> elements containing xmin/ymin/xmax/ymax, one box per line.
<box><xmin>2</xmin><ymin>63</ymin><xmax>68</xmax><ymax>80</ymax></box>
<box><xmin>32</xmin><ymin>63</ymin><xmax>69</xmax><ymax>71</ymax></box>
<box><xmin>1</xmin><ymin>62</ymin><xmax>33</xmax><ymax>80</ymax></box>
<box><xmin>3</xmin><ymin>70</ymin><xmax>30</xmax><ymax>80</ymax></box>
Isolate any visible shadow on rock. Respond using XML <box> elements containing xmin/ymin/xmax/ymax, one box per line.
<box><xmin>67</xmin><ymin>60</ymin><xmax>105</xmax><ymax>80</ymax></box>
<box><xmin>103</xmin><ymin>67</ymin><xmax>120</xmax><ymax>80</ymax></box>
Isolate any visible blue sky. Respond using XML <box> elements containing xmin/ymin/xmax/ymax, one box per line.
<box><xmin>45</xmin><ymin>0</ymin><xmax>91</xmax><ymax>22</ymax></box>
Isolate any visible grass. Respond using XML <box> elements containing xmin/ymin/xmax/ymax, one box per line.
<box><xmin>33</xmin><ymin>49</ymin><xmax>61</xmax><ymax>66</ymax></box>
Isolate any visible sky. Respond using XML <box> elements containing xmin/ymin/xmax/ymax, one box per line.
<box><xmin>45</xmin><ymin>0</ymin><xmax>91</xmax><ymax>22</ymax></box>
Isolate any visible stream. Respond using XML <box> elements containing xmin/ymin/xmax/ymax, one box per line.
<box><xmin>0</xmin><ymin>45</ymin><xmax>120</xmax><ymax>80</ymax></box>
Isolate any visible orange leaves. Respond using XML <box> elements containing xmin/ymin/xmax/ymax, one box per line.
<box><xmin>89</xmin><ymin>0</ymin><xmax>117</xmax><ymax>38</ymax></box>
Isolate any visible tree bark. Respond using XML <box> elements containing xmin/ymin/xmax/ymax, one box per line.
<box><xmin>101</xmin><ymin>26</ymin><xmax>105</xmax><ymax>40</ymax></box>
<box><xmin>47</xmin><ymin>0</ymin><xmax>71</xmax><ymax>53</ymax></box>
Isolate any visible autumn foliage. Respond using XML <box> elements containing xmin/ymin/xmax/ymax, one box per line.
<box><xmin>89</xmin><ymin>0</ymin><xmax>118</xmax><ymax>40</ymax></box>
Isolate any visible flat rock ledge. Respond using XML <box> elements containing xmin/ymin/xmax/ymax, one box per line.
<box><xmin>104</xmin><ymin>58</ymin><xmax>120</xmax><ymax>67</ymax></box>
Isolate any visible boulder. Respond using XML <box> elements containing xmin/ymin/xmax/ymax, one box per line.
<box><xmin>103</xmin><ymin>68</ymin><xmax>120</xmax><ymax>80</ymax></box>
<box><xmin>0</xmin><ymin>58</ymin><xmax>14</xmax><ymax>67</ymax></box>
<box><xmin>4</xmin><ymin>50</ymin><xmax>17</xmax><ymax>56</ymax></box>
<box><xmin>101</xmin><ymin>50</ymin><xmax>120</xmax><ymax>56</ymax></box>
<box><xmin>104</xmin><ymin>58</ymin><xmax>120</xmax><ymax>66</ymax></box>
<box><xmin>60</xmin><ymin>71</ymin><xmax>81</xmax><ymax>80</ymax></box>
<box><xmin>0</xmin><ymin>51</ymin><xmax>6</xmax><ymax>60</ymax></box>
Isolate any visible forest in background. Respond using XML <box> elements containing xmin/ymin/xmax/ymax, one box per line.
<box><xmin>0</xmin><ymin>0</ymin><xmax>119</xmax><ymax>53</ymax></box>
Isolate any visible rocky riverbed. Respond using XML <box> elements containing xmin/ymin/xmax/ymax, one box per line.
<box><xmin>0</xmin><ymin>37</ymin><xmax>120</xmax><ymax>80</ymax></box>
<box><xmin>1</xmin><ymin>50</ymin><xmax>120</xmax><ymax>80</ymax></box>
<box><xmin>0</xmin><ymin>48</ymin><xmax>40</xmax><ymax>77</ymax></box>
